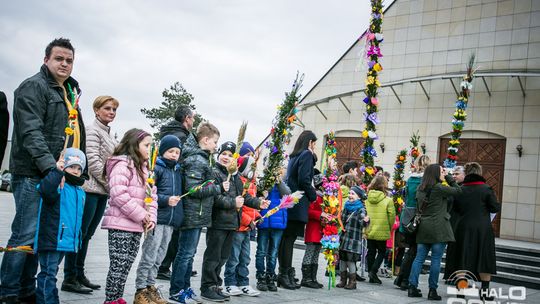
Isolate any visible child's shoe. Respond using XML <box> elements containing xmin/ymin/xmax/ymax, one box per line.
<box><xmin>266</xmin><ymin>274</ymin><xmax>278</xmax><ymax>292</ymax></box>
<box><xmin>186</xmin><ymin>287</ymin><xmax>203</xmax><ymax>304</ymax></box>
<box><xmin>169</xmin><ymin>290</ymin><xmax>197</xmax><ymax>304</ymax></box>
<box><xmin>240</xmin><ymin>285</ymin><xmax>260</xmax><ymax>297</ymax></box>
<box><xmin>223</xmin><ymin>285</ymin><xmax>242</xmax><ymax>296</ymax></box>
<box><xmin>256</xmin><ymin>273</ymin><xmax>268</xmax><ymax>291</ymax></box>
<box><xmin>134</xmin><ymin>288</ymin><xmax>153</xmax><ymax>304</ymax></box>
<box><xmin>146</xmin><ymin>285</ymin><xmax>167</xmax><ymax>304</ymax></box>
<box><xmin>200</xmin><ymin>286</ymin><xmax>226</xmax><ymax>302</ymax></box>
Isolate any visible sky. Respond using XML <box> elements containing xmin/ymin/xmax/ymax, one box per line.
<box><xmin>0</xmin><ymin>0</ymin><xmax>371</xmax><ymax>147</ymax></box>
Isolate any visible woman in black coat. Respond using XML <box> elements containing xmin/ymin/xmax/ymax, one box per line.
<box><xmin>277</xmin><ymin>130</ymin><xmax>318</xmax><ymax>289</ymax></box>
<box><xmin>452</xmin><ymin>162</ymin><xmax>500</xmax><ymax>301</ymax></box>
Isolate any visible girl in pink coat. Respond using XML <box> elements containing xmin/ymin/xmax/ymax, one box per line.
<box><xmin>102</xmin><ymin>129</ymin><xmax>157</xmax><ymax>304</ymax></box>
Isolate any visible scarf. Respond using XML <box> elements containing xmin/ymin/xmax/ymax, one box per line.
<box><xmin>344</xmin><ymin>199</ymin><xmax>364</xmax><ymax>212</ymax></box>
<box><xmin>61</xmin><ymin>86</ymin><xmax>81</xmax><ymax>148</ymax></box>
<box><xmin>65</xmin><ymin>172</ymin><xmax>85</xmax><ymax>186</ymax></box>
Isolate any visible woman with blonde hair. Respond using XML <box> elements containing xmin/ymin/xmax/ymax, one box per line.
<box><xmin>62</xmin><ymin>96</ymin><xmax>119</xmax><ymax>293</ymax></box>
<box><xmin>394</xmin><ymin>154</ymin><xmax>431</xmax><ymax>290</ymax></box>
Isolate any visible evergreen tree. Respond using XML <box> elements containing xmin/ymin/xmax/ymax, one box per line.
<box><xmin>141</xmin><ymin>82</ymin><xmax>203</xmax><ymax>137</ymax></box>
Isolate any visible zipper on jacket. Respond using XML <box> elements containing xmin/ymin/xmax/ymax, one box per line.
<box><xmin>169</xmin><ymin>170</ymin><xmax>176</xmax><ymax>225</ymax></box>
<box><xmin>60</xmin><ymin>223</ymin><xmax>66</xmax><ymax>241</ymax></box>
<box><xmin>75</xmin><ymin>189</ymin><xmax>80</xmax><ymax>252</ymax></box>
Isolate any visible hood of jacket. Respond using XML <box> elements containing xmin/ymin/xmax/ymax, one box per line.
<box><xmin>182</xmin><ymin>133</ymin><xmax>210</xmax><ymax>160</ymax></box>
<box><xmin>367</xmin><ymin>189</ymin><xmax>386</xmax><ymax>204</ymax></box>
<box><xmin>160</xmin><ymin>120</ymin><xmax>190</xmax><ymax>139</ymax></box>
<box><xmin>106</xmin><ymin>155</ymin><xmax>129</xmax><ymax>176</ymax></box>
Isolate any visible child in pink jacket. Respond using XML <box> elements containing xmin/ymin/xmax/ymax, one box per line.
<box><xmin>102</xmin><ymin>129</ymin><xmax>158</xmax><ymax>304</ymax></box>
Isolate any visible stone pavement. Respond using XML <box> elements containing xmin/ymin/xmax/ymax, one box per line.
<box><xmin>1</xmin><ymin>191</ymin><xmax>539</xmax><ymax>303</ymax></box>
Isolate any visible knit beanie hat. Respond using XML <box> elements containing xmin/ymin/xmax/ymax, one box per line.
<box><xmin>239</xmin><ymin>141</ymin><xmax>255</xmax><ymax>156</ymax></box>
<box><xmin>219</xmin><ymin>141</ymin><xmax>236</xmax><ymax>156</ymax></box>
<box><xmin>159</xmin><ymin>135</ymin><xmax>182</xmax><ymax>156</ymax></box>
<box><xmin>64</xmin><ymin>147</ymin><xmax>86</xmax><ymax>170</ymax></box>
<box><xmin>237</xmin><ymin>156</ymin><xmax>255</xmax><ymax>178</ymax></box>
<box><xmin>350</xmin><ymin>185</ymin><xmax>367</xmax><ymax>200</ymax></box>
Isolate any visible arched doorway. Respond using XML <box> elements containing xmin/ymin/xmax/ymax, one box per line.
<box><xmin>438</xmin><ymin>134</ymin><xmax>506</xmax><ymax>237</ymax></box>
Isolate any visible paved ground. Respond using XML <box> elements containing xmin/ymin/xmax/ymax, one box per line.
<box><xmin>1</xmin><ymin>191</ymin><xmax>539</xmax><ymax>303</ymax></box>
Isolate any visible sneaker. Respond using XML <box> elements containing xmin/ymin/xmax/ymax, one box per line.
<box><xmin>240</xmin><ymin>285</ymin><xmax>260</xmax><ymax>297</ymax></box>
<box><xmin>169</xmin><ymin>290</ymin><xmax>197</xmax><ymax>304</ymax></box>
<box><xmin>223</xmin><ymin>286</ymin><xmax>242</xmax><ymax>296</ymax></box>
<box><xmin>186</xmin><ymin>287</ymin><xmax>203</xmax><ymax>304</ymax></box>
<box><xmin>215</xmin><ymin>288</ymin><xmax>230</xmax><ymax>301</ymax></box>
<box><xmin>200</xmin><ymin>287</ymin><xmax>226</xmax><ymax>302</ymax></box>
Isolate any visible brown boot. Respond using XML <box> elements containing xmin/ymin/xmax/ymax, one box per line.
<box><xmin>344</xmin><ymin>273</ymin><xmax>357</xmax><ymax>290</ymax></box>
<box><xmin>336</xmin><ymin>271</ymin><xmax>348</xmax><ymax>288</ymax></box>
<box><xmin>133</xmin><ymin>288</ymin><xmax>154</xmax><ymax>304</ymax></box>
<box><xmin>146</xmin><ymin>285</ymin><xmax>167</xmax><ymax>304</ymax></box>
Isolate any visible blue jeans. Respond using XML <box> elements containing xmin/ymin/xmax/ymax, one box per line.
<box><xmin>255</xmin><ymin>229</ymin><xmax>283</xmax><ymax>276</ymax></box>
<box><xmin>169</xmin><ymin>228</ymin><xmax>202</xmax><ymax>295</ymax></box>
<box><xmin>408</xmin><ymin>242</ymin><xmax>446</xmax><ymax>289</ymax></box>
<box><xmin>36</xmin><ymin>251</ymin><xmax>64</xmax><ymax>304</ymax></box>
<box><xmin>0</xmin><ymin>175</ymin><xmax>41</xmax><ymax>298</ymax></box>
<box><xmin>64</xmin><ymin>192</ymin><xmax>108</xmax><ymax>279</ymax></box>
<box><xmin>224</xmin><ymin>232</ymin><xmax>250</xmax><ymax>286</ymax></box>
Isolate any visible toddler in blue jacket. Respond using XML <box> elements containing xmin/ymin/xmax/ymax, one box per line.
<box><xmin>35</xmin><ymin>148</ymin><xmax>87</xmax><ymax>304</ymax></box>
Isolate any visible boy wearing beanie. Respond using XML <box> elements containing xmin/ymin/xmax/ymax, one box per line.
<box><xmin>35</xmin><ymin>148</ymin><xmax>87</xmax><ymax>304</ymax></box>
<box><xmin>223</xmin><ymin>156</ymin><xmax>261</xmax><ymax>297</ymax></box>
<box><xmin>200</xmin><ymin>142</ymin><xmax>269</xmax><ymax>302</ymax></box>
<box><xmin>135</xmin><ymin>135</ymin><xmax>183</xmax><ymax>304</ymax></box>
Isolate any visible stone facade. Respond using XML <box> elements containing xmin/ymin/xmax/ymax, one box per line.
<box><xmin>292</xmin><ymin>0</ymin><xmax>540</xmax><ymax>242</ymax></box>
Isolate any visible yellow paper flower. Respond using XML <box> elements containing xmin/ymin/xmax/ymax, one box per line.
<box><xmin>366</xmin><ymin>76</ymin><xmax>375</xmax><ymax>85</ymax></box>
<box><xmin>397</xmin><ymin>197</ymin><xmax>404</xmax><ymax>205</ymax></box>
<box><xmin>373</xmin><ymin>63</ymin><xmax>383</xmax><ymax>72</ymax></box>
<box><xmin>283</xmin><ymin>130</ymin><xmax>288</xmax><ymax>136</ymax></box>
<box><xmin>362</xmin><ymin>130</ymin><xmax>369</xmax><ymax>138</ymax></box>
<box><xmin>147</xmin><ymin>178</ymin><xmax>154</xmax><ymax>185</ymax></box>
<box><xmin>375</xmin><ymin>79</ymin><xmax>381</xmax><ymax>87</ymax></box>
<box><xmin>144</xmin><ymin>197</ymin><xmax>153</xmax><ymax>204</ymax></box>
<box><xmin>65</xmin><ymin>127</ymin><xmax>74</xmax><ymax>136</ymax></box>
<box><xmin>69</xmin><ymin>109</ymin><xmax>78</xmax><ymax>116</ymax></box>
<box><xmin>233</xmin><ymin>152</ymin><xmax>240</xmax><ymax>159</ymax></box>
<box><xmin>365</xmin><ymin>167</ymin><xmax>375</xmax><ymax>176</ymax></box>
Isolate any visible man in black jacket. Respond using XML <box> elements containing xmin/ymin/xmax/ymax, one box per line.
<box><xmin>157</xmin><ymin>105</ymin><xmax>196</xmax><ymax>280</ymax></box>
<box><xmin>0</xmin><ymin>92</ymin><xmax>8</xmax><ymax>169</ymax></box>
<box><xmin>159</xmin><ymin>105</ymin><xmax>194</xmax><ymax>144</ymax></box>
<box><xmin>0</xmin><ymin>38</ymin><xmax>88</xmax><ymax>304</ymax></box>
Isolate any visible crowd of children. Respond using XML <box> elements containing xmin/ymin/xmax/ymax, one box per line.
<box><xmin>27</xmin><ymin>119</ymin><xmax>436</xmax><ymax>304</ymax></box>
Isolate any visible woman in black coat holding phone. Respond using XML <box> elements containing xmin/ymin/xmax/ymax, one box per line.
<box><xmin>277</xmin><ymin>130</ymin><xmax>318</xmax><ymax>289</ymax></box>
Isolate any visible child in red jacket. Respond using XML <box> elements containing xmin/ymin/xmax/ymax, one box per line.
<box><xmin>300</xmin><ymin>169</ymin><xmax>326</xmax><ymax>289</ymax></box>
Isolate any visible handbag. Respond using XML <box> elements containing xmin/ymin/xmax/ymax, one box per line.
<box><xmin>402</xmin><ymin>190</ymin><xmax>430</xmax><ymax>235</ymax></box>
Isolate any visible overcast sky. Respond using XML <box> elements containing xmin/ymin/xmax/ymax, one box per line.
<box><xmin>0</xmin><ymin>0</ymin><xmax>371</xmax><ymax>147</ymax></box>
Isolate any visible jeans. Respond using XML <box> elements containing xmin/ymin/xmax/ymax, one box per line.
<box><xmin>135</xmin><ymin>225</ymin><xmax>174</xmax><ymax>289</ymax></box>
<box><xmin>169</xmin><ymin>228</ymin><xmax>202</xmax><ymax>295</ymax></box>
<box><xmin>36</xmin><ymin>251</ymin><xmax>65</xmax><ymax>304</ymax></box>
<box><xmin>200</xmin><ymin>229</ymin><xmax>235</xmax><ymax>292</ymax></box>
<box><xmin>224</xmin><ymin>232</ymin><xmax>251</xmax><ymax>287</ymax></box>
<box><xmin>255</xmin><ymin>229</ymin><xmax>283</xmax><ymax>276</ymax></box>
<box><xmin>408</xmin><ymin>242</ymin><xmax>446</xmax><ymax>289</ymax></box>
<box><xmin>0</xmin><ymin>175</ymin><xmax>41</xmax><ymax>298</ymax></box>
<box><xmin>64</xmin><ymin>192</ymin><xmax>107</xmax><ymax>279</ymax></box>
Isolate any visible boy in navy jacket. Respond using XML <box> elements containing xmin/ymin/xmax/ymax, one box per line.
<box><xmin>135</xmin><ymin>135</ymin><xmax>183</xmax><ymax>304</ymax></box>
<box><xmin>35</xmin><ymin>148</ymin><xmax>87</xmax><ymax>304</ymax></box>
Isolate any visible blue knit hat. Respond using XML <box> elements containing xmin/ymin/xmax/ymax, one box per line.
<box><xmin>159</xmin><ymin>135</ymin><xmax>182</xmax><ymax>156</ymax></box>
<box><xmin>239</xmin><ymin>141</ymin><xmax>255</xmax><ymax>156</ymax></box>
<box><xmin>64</xmin><ymin>148</ymin><xmax>86</xmax><ymax>170</ymax></box>
<box><xmin>350</xmin><ymin>185</ymin><xmax>367</xmax><ymax>200</ymax></box>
